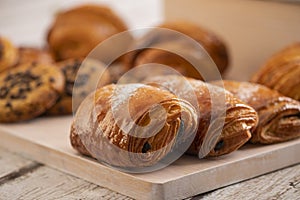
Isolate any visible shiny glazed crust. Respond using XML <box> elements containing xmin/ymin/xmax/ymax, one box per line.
<box><xmin>145</xmin><ymin>76</ymin><xmax>258</xmax><ymax>157</ymax></box>
<box><xmin>213</xmin><ymin>80</ymin><xmax>300</xmax><ymax>144</ymax></box>
<box><xmin>70</xmin><ymin>84</ymin><xmax>198</xmax><ymax>168</ymax></box>
<box><xmin>251</xmin><ymin>43</ymin><xmax>300</xmax><ymax>101</ymax></box>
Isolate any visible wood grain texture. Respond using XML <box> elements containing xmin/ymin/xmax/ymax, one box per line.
<box><xmin>0</xmin><ymin>147</ymin><xmax>37</xmax><ymax>181</ymax></box>
<box><xmin>194</xmin><ymin>164</ymin><xmax>300</xmax><ymax>200</ymax></box>
<box><xmin>0</xmin><ymin>166</ymin><xmax>131</xmax><ymax>200</ymax></box>
<box><xmin>0</xmin><ymin>147</ymin><xmax>299</xmax><ymax>200</ymax></box>
<box><xmin>0</xmin><ymin>117</ymin><xmax>300</xmax><ymax>200</ymax></box>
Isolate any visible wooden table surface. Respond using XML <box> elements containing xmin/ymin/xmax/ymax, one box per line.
<box><xmin>0</xmin><ymin>147</ymin><xmax>299</xmax><ymax>200</ymax></box>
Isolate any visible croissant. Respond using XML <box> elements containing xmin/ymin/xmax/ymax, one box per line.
<box><xmin>70</xmin><ymin>84</ymin><xmax>198</xmax><ymax>169</ymax></box>
<box><xmin>47</xmin><ymin>4</ymin><xmax>131</xmax><ymax>62</ymax></box>
<box><xmin>124</xmin><ymin>21</ymin><xmax>229</xmax><ymax>80</ymax></box>
<box><xmin>47</xmin><ymin>58</ymin><xmax>111</xmax><ymax>115</ymax></box>
<box><xmin>212</xmin><ymin>80</ymin><xmax>300</xmax><ymax>144</ymax></box>
<box><xmin>144</xmin><ymin>76</ymin><xmax>258</xmax><ymax>157</ymax></box>
<box><xmin>18</xmin><ymin>47</ymin><xmax>54</xmax><ymax>65</ymax></box>
<box><xmin>0</xmin><ymin>37</ymin><xmax>18</xmax><ymax>72</ymax></box>
<box><xmin>251</xmin><ymin>42</ymin><xmax>300</xmax><ymax>101</ymax></box>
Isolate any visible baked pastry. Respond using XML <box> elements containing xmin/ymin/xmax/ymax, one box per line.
<box><xmin>212</xmin><ymin>80</ymin><xmax>300</xmax><ymax>144</ymax></box>
<box><xmin>0</xmin><ymin>37</ymin><xmax>18</xmax><ymax>72</ymax></box>
<box><xmin>47</xmin><ymin>58</ymin><xmax>110</xmax><ymax>115</ymax></box>
<box><xmin>125</xmin><ymin>21</ymin><xmax>229</xmax><ymax>79</ymax></box>
<box><xmin>47</xmin><ymin>4</ymin><xmax>132</xmax><ymax>62</ymax></box>
<box><xmin>70</xmin><ymin>84</ymin><xmax>198</xmax><ymax>168</ymax></box>
<box><xmin>145</xmin><ymin>76</ymin><xmax>258</xmax><ymax>157</ymax></box>
<box><xmin>0</xmin><ymin>62</ymin><xmax>65</xmax><ymax>122</ymax></box>
<box><xmin>18</xmin><ymin>47</ymin><xmax>54</xmax><ymax>65</ymax></box>
<box><xmin>251</xmin><ymin>42</ymin><xmax>300</xmax><ymax>101</ymax></box>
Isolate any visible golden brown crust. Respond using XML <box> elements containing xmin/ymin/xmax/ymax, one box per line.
<box><xmin>70</xmin><ymin>84</ymin><xmax>198</xmax><ymax>167</ymax></box>
<box><xmin>47</xmin><ymin>4</ymin><xmax>130</xmax><ymax>61</ymax></box>
<box><xmin>0</xmin><ymin>63</ymin><xmax>65</xmax><ymax>122</ymax></box>
<box><xmin>124</xmin><ymin>21</ymin><xmax>229</xmax><ymax>79</ymax></box>
<box><xmin>145</xmin><ymin>76</ymin><xmax>257</xmax><ymax>157</ymax></box>
<box><xmin>47</xmin><ymin>58</ymin><xmax>111</xmax><ymax>115</ymax></box>
<box><xmin>251</xmin><ymin>42</ymin><xmax>300</xmax><ymax>101</ymax></box>
<box><xmin>0</xmin><ymin>37</ymin><xmax>18</xmax><ymax>73</ymax></box>
<box><xmin>18</xmin><ymin>47</ymin><xmax>54</xmax><ymax>65</ymax></box>
<box><xmin>212</xmin><ymin>80</ymin><xmax>300</xmax><ymax>144</ymax></box>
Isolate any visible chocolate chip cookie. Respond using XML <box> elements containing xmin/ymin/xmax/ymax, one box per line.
<box><xmin>0</xmin><ymin>63</ymin><xmax>65</xmax><ymax>122</ymax></box>
<box><xmin>47</xmin><ymin>58</ymin><xmax>111</xmax><ymax>115</ymax></box>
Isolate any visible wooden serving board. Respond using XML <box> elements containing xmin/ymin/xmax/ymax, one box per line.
<box><xmin>0</xmin><ymin>116</ymin><xmax>299</xmax><ymax>200</ymax></box>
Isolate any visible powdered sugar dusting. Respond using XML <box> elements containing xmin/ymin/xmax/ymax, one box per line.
<box><xmin>237</xmin><ymin>83</ymin><xmax>260</xmax><ymax>102</ymax></box>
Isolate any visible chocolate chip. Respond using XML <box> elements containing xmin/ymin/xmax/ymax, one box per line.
<box><xmin>5</xmin><ymin>102</ymin><xmax>12</xmax><ymax>108</ymax></box>
<box><xmin>142</xmin><ymin>142</ymin><xmax>151</xmax><ymax>153</ymax></box>
<box><xmin>0</xmin><ymin>87</ymin><xmax>8</xmax><ymax>98</ymax></box>
<box><xmin>214</xmin><ymin>140</ymin><xmax>224</xmax><ymax>152</ymax></box>
<box><xmin>74</xmin><ymin>74</ymin><xmax>89</xmax><ymax>87</ymax></box>
<box><xmin>36</xmin><ymin>81</ymin><xmax>43</xmax><ymax>87</ymax></box>
<box><xmin>49</xmin><ymin>77</ymin><xmax>55</xmax><ymax>83</ymax></box>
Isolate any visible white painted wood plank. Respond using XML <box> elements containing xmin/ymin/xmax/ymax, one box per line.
<box><xmin>0</xmin><ymin>147</ymin><xmax>299</xmax><ymax>199</ymax></box>
<box><xmin>196</xmin><ymin>164</ymin><xmax>300</xmax><ymax>200</ymax></box>
<box><xmin>0</xmin><ymin>147</ymin><xmax>36</xmax><ymax>179</ymax></box>
<box><xmin>0</xmin><ymin>166</ymin><xmax>132</xmax><ymax>200</ymax></box>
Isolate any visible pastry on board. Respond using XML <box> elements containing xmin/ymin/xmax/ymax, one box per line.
<box><xmin>0</xmin><ymin>37</ymin><xmax>19</xmax><ymax>73</ymax></box>
<box><xmin>47</xmin><ymin>58</ymin><xmax>111</xmax><ymax>115</ymax></box>
<box><xmin>18</xmin><ymin>47</ymin><xmax>54</xmax><ymax>65</ymax></box>
<box><xmin>212</xmin><ymin>80</ymin><xmax>300</xmax><ymax>144</ymax></box>
<box><xmin>251</xmin><ymin>42</ymin><xmax>300</xmax><ymax>101</ymax></box>
<box><xmin>47</xmin><ymin>4</ymin><xmax>132</xmax><ymax>62</ymax></box>
<box><xmin>124</xmin><ymin>21</ymin><xmax>229</xmax><ymax>80</ymax></box>
<box><xmin>70</xmin><ymin>83</ymin><xmax>198</xmax><ymax>168</ymax></box>
<box><xmin>144</xmin><ymin>75</ymin><xmax>258</xmax><ymax>157</ymax></box>
<box><xmin>0</xmin><ymin>62</ymin><xmax>65</xmax><ymax>122</ymax></box>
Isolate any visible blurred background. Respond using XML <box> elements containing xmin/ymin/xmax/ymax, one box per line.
<box><xmin>1</xmin><ymin>0</ymin><xmax>299</xmax><ymax>80</ymax></box>
<box><xmin>0</xmin><ymin>0</ymin><xmax>162</xmax><ymax>46</ymax></box>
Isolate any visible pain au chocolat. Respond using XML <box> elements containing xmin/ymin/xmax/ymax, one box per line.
<box><xmin>70</xmin><ymin>84</ymin><xmax>198</xmax><ymax>168</ymax></box>
<box><xmin>124</xmin><ymin>21</ymin><xmax>229</xmax><ymax>80</ymax></box>
<box><xmin>251</xmin><ymin>42</ymin><xmax>300</xmax><ymax>101</ymax></box>
<box><xmin>212</xmin><ymin>80</ymin><xmax>300</xmax><ymax>144</ymax></box>
<box><xmin>144</xmin><ymin>75</ymin><xmax>258</xmax><ymax>157</ymax></box>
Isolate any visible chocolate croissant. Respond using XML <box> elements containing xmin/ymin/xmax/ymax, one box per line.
<box><xmin>212</xmin><ymin>80</ymin><xmax>300</xmax><ymax>144</ymax></box>
<box><xmin>251</xmin><ymin>42</ymin><xmax>300</xmax><ymax>101</ymax></box>
<box><xmin>144</xmin><ymin>76</ymin><xmax>258</xmax><ymax>157</ymax></box>
<box><xmin>47</xmin><ymin>4</ymin><xmax>131</xmax><ymax>62</ymax></box>
<box><xmin>125</xmin><ymin>21</ymin><xmax>229</xmax><ymax>80</ymax></box>
<box><xmin>0</xmin><ymin>37</ymin><xmax>18</xmax><ymax>72</ymax></box>
<box><xmin>70</xmin><ymin>84</ymin><xmax>198</xmax><ymax>169</ymax></box>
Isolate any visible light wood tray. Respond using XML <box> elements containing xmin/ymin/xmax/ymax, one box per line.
<box><xmin>0</xmin><ymin>116</ymin><xmax>299</xmax><ymax>200</ymax></box>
